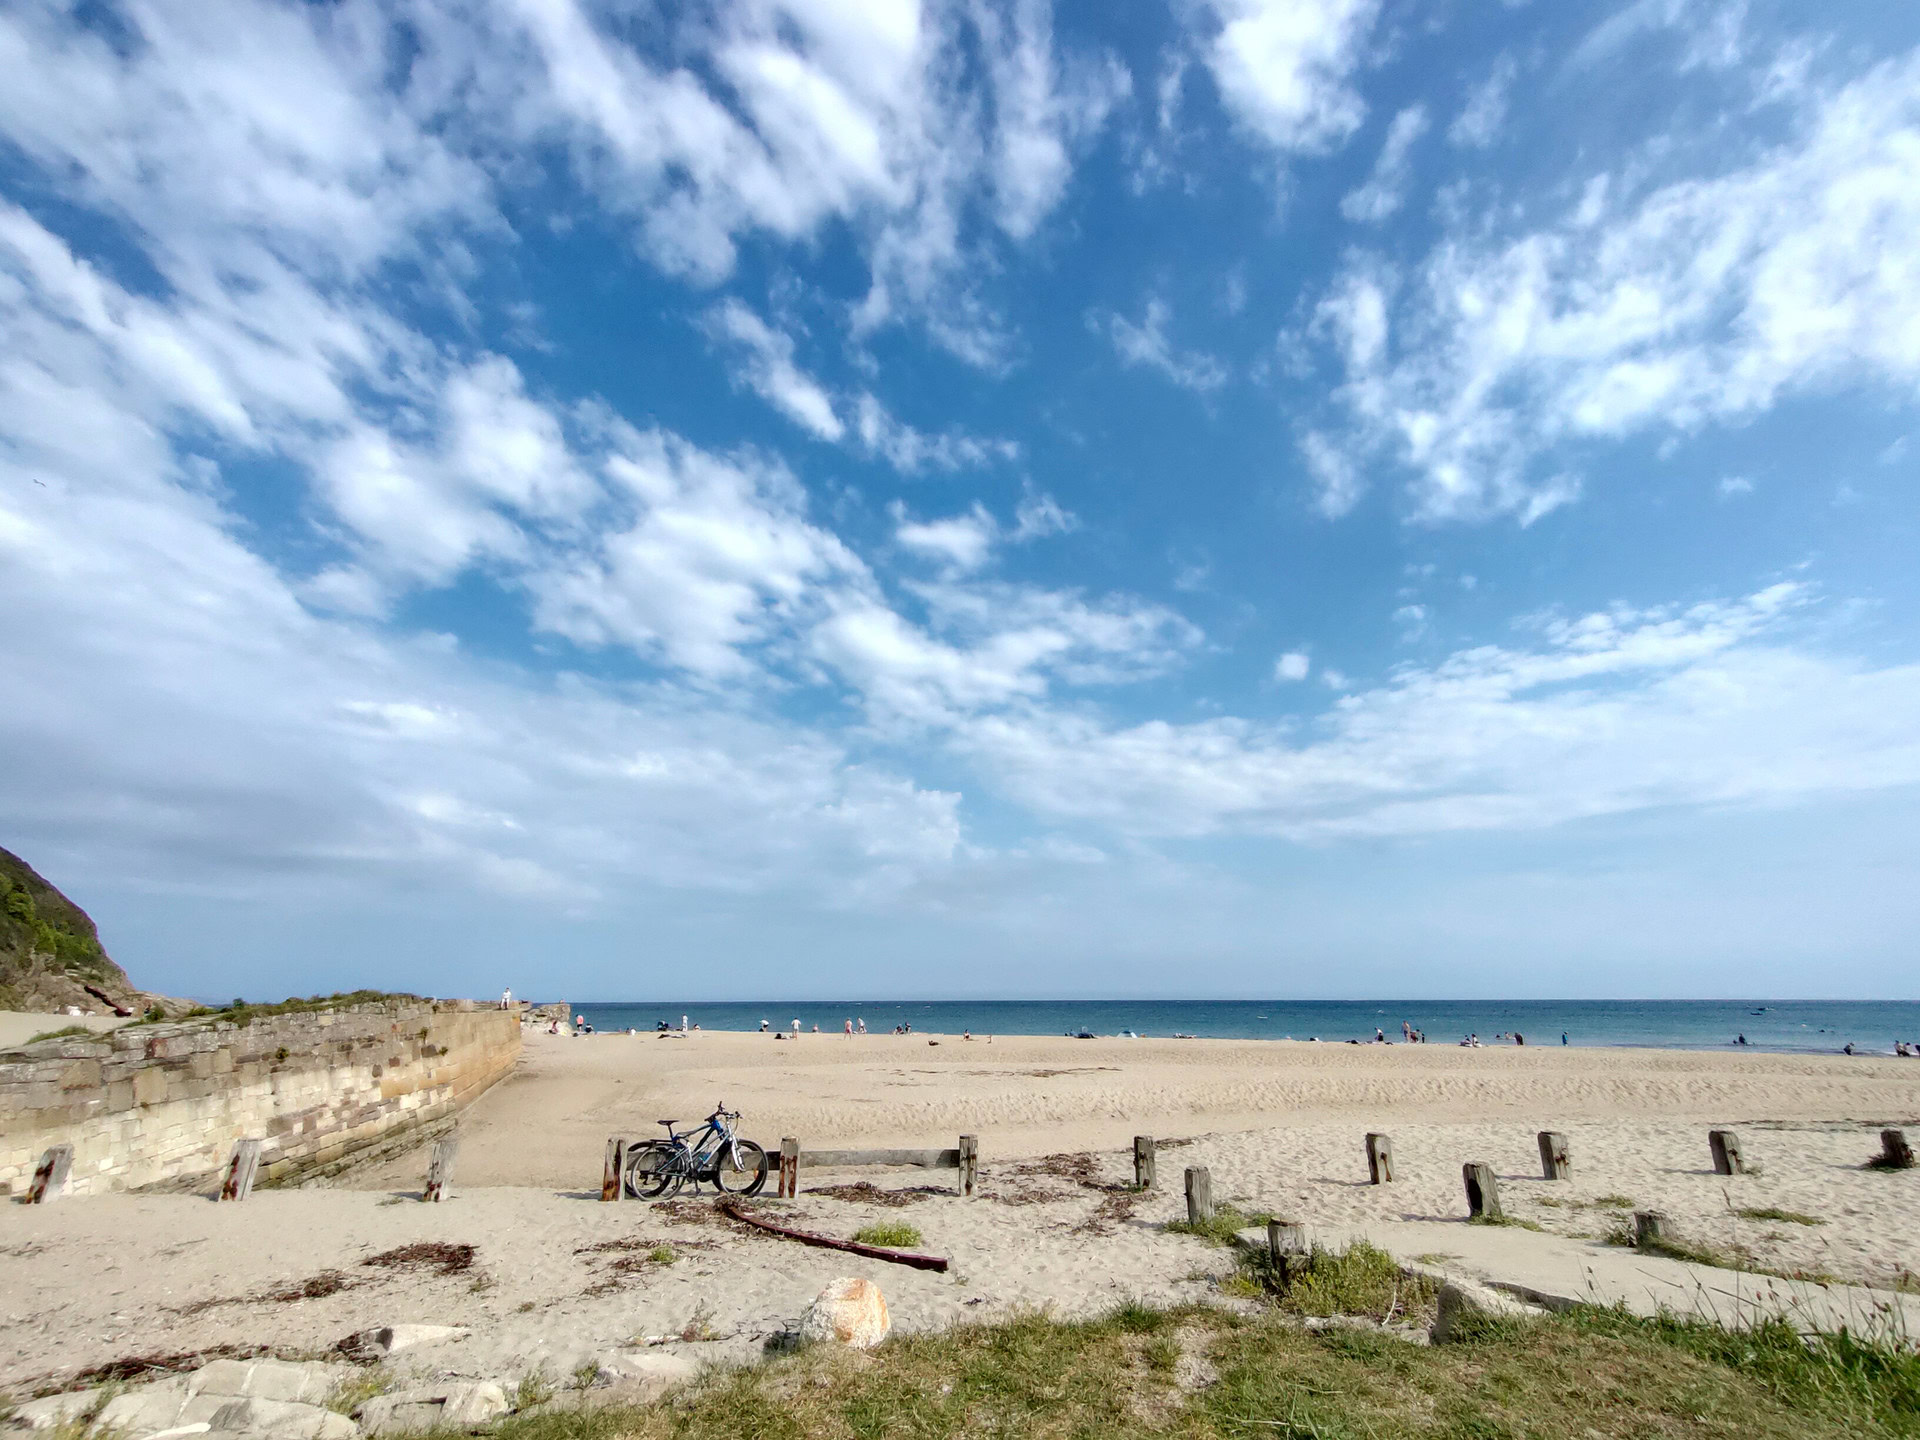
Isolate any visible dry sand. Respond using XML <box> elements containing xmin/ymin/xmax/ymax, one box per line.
<box><xmin>5</xmin><ymin>1027</ymin><xmax>1918</xmax><ymax>1398</ymax></box>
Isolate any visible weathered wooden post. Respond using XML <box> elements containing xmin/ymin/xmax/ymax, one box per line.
<box><xmin>219</xmin><ymin>1138</ymin><xmax>262</xmax><ymax>1201</ymax></box>
<box><xmin>779</xmin><ymin>1137</ymin><xmax>800</xmax><ymax>1198</ymax></box>
<box><xmin>601</xmin><ymin>1137</ymin><xmax>627</xmax><ymax>1202</ymax></box>
<box><xmin>423</xmin><ymin>1136</ymin><xmax>458</xmax><ymax>1202</ymax></box>
<box><xmin>1266</xmin><ymin>1219</ymin><xmax>1306</xmax><ymax>1286</ymax></box>
<box><xmin>1185</xmin><ymin>1166</ymin><xmax>1214</xmax><ymax>1224</ymax></box>
<box><xmin>1634</xmin><ymin>1210</ymin><xmax>1671</xmax><ymax>1248</ymax></box>
<box><xmin>25</xmin><ymin>1145</ymin><xmax>73</xmax><ymax>1204</ymax></box>
<box><xmin>1462</xmin><ymin>1161</ymin><xmax>1501</xmax><ymax>1221</ymax></box>
<box><xmin>1365</xmin><ymin>1133</ymin><xmax>1394</xmax><ymax>1184</ymax></box>
<box><xmin>957</xmin><ymin>1135</ymin><xmax>978</xmax><ymax>1197</ymax></box>
<box><xmin>1134</xmin><ymin>1135</ymin><xmax>1156</xmax><ymax>1190</ymax></box>
<box><xmin>1876</xmin><ymin>1129</ymin><xmax>1914</xmax><ymax>1169</ymax></box>
<box><xmin>1708</xmin><ymin>1129</ymin><xmax>1745</xmax><ymax>1176</ymax></box>
<box><xmin>1537</xmin><ymin>1131</ymin><xmax>1571</xmax><ymax>1180</ymax></box>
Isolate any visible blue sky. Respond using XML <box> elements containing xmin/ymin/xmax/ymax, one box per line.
<box><xmin>2</xmin><ymin>0</ymin><xmax>1917</xmax><ymax>1003</ymax></box>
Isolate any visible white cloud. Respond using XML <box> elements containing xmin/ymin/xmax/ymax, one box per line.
<box><xmin>1275</xmin><ymin>651</ymin><xmax>1310</xmax><ymax>681</ymax></box>
<box><xmin>1448</xmin><ymin>55</ymin><xmax>1515</xmax><ymax>148</ymax></box>
<box><xmin>1092</xmin><ymin>296</ymin><xmax>1229</xmax><ymax>392</ymax></box>
<box><xmin>1012</xmin><ymin>488</ymin><xmax>1077</xmax><ymax>541</ymax></box>
<box><xmin>895</xmin><ymin>504</ymin><xmax>1001</xmax><ymax>573</ymax></box>
<box><xmin>701</xmin><ymin>300</ymin><xmax>845</xmax><ymax>441</ymax></box>
<box><xmin>1391</xmin><ymin>603</ymin><xmax>1427</xmax><ymax>639</ymax></box>
<box><xmin>1192</xmin><ymin>0</ymin><xmax>1384</xmax><ymax>161</ymax></box>
<box><xmin>1300</xmin><ymin>430</ymin><xmax>1365</xmax><ymax>517</ymax></box>
<box><xmin>974</xmin><ymin>0</ymin><xmax>1132</xmax><ymax>239</ymax></box>
<box><xmin>1310</xmin><ymin>50</ymin><xmax>1920</xmax><ymax>522</ymax></box>
<box><xmin>960</xmin><ymin>585</ymin><xmax>1920</xmax><ymax>840</ymax></box>
<box><xmin>1718</xmin><ymin>475</ymin><xmax>1755</xmax><ymax>497</ymax></box>
<box><xmin>1341</xmin><ymin>106</ymin><xmax>1429</xmax><ymax>223</ymax></box>
<box><xmin>528</xmin><ymin>425</ymin><xmax>864</xmax><ymax>679</ymax></box>
<box><xmin>851</xmin><ymin>393</ymin><xmax>1020</xmax><ymax>473</ymax></box>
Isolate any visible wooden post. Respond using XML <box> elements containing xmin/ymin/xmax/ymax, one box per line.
<box><xmin>957</xmin><ymin>1135</ymin><xmax>978</xmax><ymax>1198</ymax></box>
<box><xmin>1134</xmin><ymin>1135</ymin><xmax>1156</xmax><ymax>1190</ymax></box>
<box><xmin>1365</xmin><ymin>1133</ymin><xmax>1393</xmax><ymax>1184</ymax></box>
<box><xmin>1185</xmin><ymin>1166</ymin><xmax>1213</xmax><ymax>1224</ymax></box>
<box><xmin>1462</xmin><ymin>1161</ymin><xmax>1501</xmax><ymax>1221</ymax></box>
<box><xmin>1266</xmin><ymin>1218</ymin><xmax>1306</xmax><ymax>1286</ymax></box>
<box><xmin>25</xmin><ymin>1145</ymin><xmax>73</xmax><ymax>1204</ymax></box>
<box><xmin>1634</xmin><ymin>1210</ymin><xmax>1670</xmax><ymax>1248</ymax></box>
<box><xmin>1537</xmin><ymin>1131</ymin><xmax>1571</xmax><ymax>1180</ymax></box>
<box><xmin>1877</xmin><ymin>1130</ymin><xmax>1914</xmax><ymax>1169</ymax></box>
<box><xmin>779</xmin><ymin>1137</ymin><xmax>800</xmax><ymax>1198</ymax></box>
<box><xmin>219</xmin><ymin>1138</ymin><xmax>262</xmax><ymax>1201</ymax></box>
<box><xmin>1708</xmin><ymin>1129</ymin><xmax>1745</xmax><ymax>1176</ymax></box>
<box><xmin>601</xmin><ymin>1137</ymin><xmax>626</xmax><ymax>1202</ymax></box>
<box><xmin>423</xmin><ymin>1136</ymin><xmax>458</xmax><ymax>1202</ymax></box>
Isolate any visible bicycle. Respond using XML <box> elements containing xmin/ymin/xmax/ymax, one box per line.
<box><xmin>624</xmin><ymin>1103</ymin><xmax>768</xmax><ymax>1198</ymax></box>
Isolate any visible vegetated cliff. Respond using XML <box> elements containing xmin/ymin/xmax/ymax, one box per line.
<box><xmin>0</xmin><ymin>845</ymin><xmax>149</xmax><ymax>1014</ymax></box>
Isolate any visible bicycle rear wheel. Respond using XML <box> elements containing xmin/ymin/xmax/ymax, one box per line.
<box><xmin>711</xmin><ymin>1139</ymin><xmax>768</xmax><ymax>1195</ymax></box>
<box><xmin>626</xmin><ymin>1141</ymin><xmax>683</xmax><ymax>1199</ymax></box>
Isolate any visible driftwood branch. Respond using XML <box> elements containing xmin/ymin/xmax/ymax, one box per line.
<box><xmin>718</xmin><ymin>1202</ymin><xmax>951</xmax><ymax>1272</ymax></box>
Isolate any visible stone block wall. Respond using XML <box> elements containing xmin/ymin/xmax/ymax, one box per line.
<box><xmin>0</xmin><ymin>1000</ymin><xmax>520</xmax><ymax>1196</ymax></box>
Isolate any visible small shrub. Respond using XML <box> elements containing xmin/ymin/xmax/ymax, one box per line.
<box><xmin>1274</xmin><ymin>1241</ymin><xmax>1438</xmax><ymax>1322</ymax></box>
<box><xmin>515</xmin><ymin>1367</ymin><xmax>555</xmax><ymax>1409</ymax></box>
<box><xmin>326</xmin><ymin>1368</ymin><xmax>392</xmax><ymax>1416</ymax></box>
<box><xmin>647</xmin><ymin>1245</ymin><xmax>677</xmax><ymax>1265</ymax></box>
<box><xmin>1165</xmin><ymin>1205</ymin><xmax>1272</xmax><ymax>1246</ymax></box>
<box><xmin>1107</xmin><ymin>1296</ymin><xmax>1169</xmax><ymax>1333</ymax></box>
<box><xmin>572</xmin><ymin>1360</ymin><xmax>602</xmax><ymax>1391</ymax></box>
<box><xmin>852</xmin><ymin>1222</ymin><xmax>923</xmax><ymax>1248</ymax></box>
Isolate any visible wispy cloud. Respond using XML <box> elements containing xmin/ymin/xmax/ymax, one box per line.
<box><xmin>1341</xmin><ymin>106</ymin><xmax>1429</xmax><ymax>223</ymax></box>
<box><xmin>1091</xmin><ymin>297</ymin><xmax>1229</xmax><ymax>392</ymax></box>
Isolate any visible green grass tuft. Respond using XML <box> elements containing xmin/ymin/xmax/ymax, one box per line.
<box><xmin>1165</xmin><ymin>1204</ymin><xmax>1272</xmax><ymax>1246</ymax></box>
<box><xmin>852</xmin><ymin>1222</ymin><xmax>923</xmax><ymax>1248</ymax></box>
<box><xmin>1736</xmin><ymin>1206</ymin><xmax>1825</xmax><ymax>1226</ymax></box>
<box><xmin>1468</xmin><ymin>1211</ymin><xmax>1545</xmax><ymax>1231</ymax></box>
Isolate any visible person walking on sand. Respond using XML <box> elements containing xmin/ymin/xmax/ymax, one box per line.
<box><xmin>857</xmin><ymin>1017</ymin><xmax>866</xmax><ymax>1034</ymax></box>
<box><xmin>845</xmin><ymin>1018</ymin><xmax>853</xmax><ymax>1036</ymax></box>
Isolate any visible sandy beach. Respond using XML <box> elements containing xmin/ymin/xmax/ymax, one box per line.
<box><xmin>4</xmin><ymin>1028</ymin><xmax>1917</xmax><ymax>1401</ymax></box>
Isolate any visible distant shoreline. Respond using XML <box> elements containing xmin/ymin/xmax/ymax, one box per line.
<box><xmin>560</xmin><ymin>997</ymin><xmax>1920</xmax><ymax>1057</ymax></box>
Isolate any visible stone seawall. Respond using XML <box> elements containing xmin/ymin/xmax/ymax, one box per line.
<box><xmin>0</xmin><ymin>1000</ymin><xmax>520</xmax><ymax>1197</ymax></box>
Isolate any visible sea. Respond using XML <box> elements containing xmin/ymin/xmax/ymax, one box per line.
<box><xmin>566</xmin><ymin>999</ymin><xmax>1920</xmax><ymax>1055</ymax></box>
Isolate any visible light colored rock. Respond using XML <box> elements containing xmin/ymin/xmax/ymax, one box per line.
<box><xmin>196</xmin><ymin>1396</ymin><xmax>356</xmax><ymax>1438</ymax></box>
<box><xmin>138</xmin><ymin>1427</ymin><xmax>212</xmax><ymax>1439</ymax></box>
<box><xmin>598</xmin><ymin>1350</ymin><xmax>700</xmax><ymax>1389</ymax></box>
<box><xmin>798</xmin><ymin>1276</ymin><xmax>890</xmax><ymax>1349</ymax></box>
<box><xmin>187</xmin><ymin>1358</ymin><xmax>348</xmax><ymax>1406</ymax></box>
<box><xmin>439</xmin><ymin>1382</ymin><xmax>509</xmax><ymax>1425</ymax></box>
<box><xmin>8</xmin><ymin>1390</ymin><xmax>102</xmax><ymax>1431</ymax></box>
<box><xmin>94</xmin><ymin>1380</ymin><xmax>190</xmax><ymax>1435</ymax></box>
<box><xmin>1430</xmin><ymin>1279</ymin><xmax>1541</xmax><ymax>1344</ymax></box>
<box><xmin>355</xmin><ymin>1395</ymin><xmax>446</xmax><ymax>1437</ymax></box>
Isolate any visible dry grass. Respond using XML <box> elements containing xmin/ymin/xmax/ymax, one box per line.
<box><xmin>423</xmin><ymin>1293</ymin><xmax>1920</xmax><ymax>1440</ymax></box>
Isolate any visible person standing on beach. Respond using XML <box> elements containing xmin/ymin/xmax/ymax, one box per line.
<box><xmin>844</xmin><ymin>1018</ymin><xmax>853</xmax><ymax>1036</ymax></box>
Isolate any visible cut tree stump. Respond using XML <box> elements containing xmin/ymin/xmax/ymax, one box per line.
<box><xmin>219</xmin><ymin>1138</ymin><xmax>262</xmax><ymax>1201</ymax></box>
<box><xmin>780</xmin><ymin>1137</ymin><xmax>800</xmax><ymax>1198</ymax></box>
<box><xmin>1634</xmin><ymin>1210</ymin><xmax>1671</xmax><ymax>1247</ymax></box>
<box><xmin>1462</xmin><ymin>1161</ymin><xmax>1502</xmax><ymax>1221</ymax></box>
<box><xmin>1134</xmin><ymin>1135</ymin><xmax>1156</xmax><ymax>1190</ymax></box>
<box><xmin>1876</xmin><ymin>1130</ymin><xmax>1914</xmax><ymax>1169</ymax></box>
<box><xmin>1537</xmin><ymin>1131</ymin><xmax>1571</xmax><ymax>1181</ymax></box>
<box><xmin>1708</xmin><ymin>1130</ymin><xmax>1745</xmax><ymax>1176</ymax></box>
<box><xmin>423</xmin><ymin>1136</ymin><xmax>458</xmax><ymax>1202</ymax></box>
<box><xmin>1365</xmin><ymin>1133</ymin><xmax>1394</xmax><ymax>1184</ymax></box>
<box><xmin>601</xmin><ymin>1137</ymin><xmax>626</xmax><ymax>1202</ymax></box>
<box><xmin>26</xmin><ymin>1145</ymin><xmax>73</xmax><ymax>1204</ymax></box>
<box><xmin>1185</xmin><ymin>1166</ymin><xmax>1214</xmax><ymax>1224</ymax></box>
<box><xmin>1267</xmin><ymin>1219</ymin><xmax>1306</xmax><ymax>1286</ymax></box>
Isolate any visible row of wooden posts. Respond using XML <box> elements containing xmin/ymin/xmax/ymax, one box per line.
<box><xmin>23</xmin><ymin>1124</ymin><xmax>1910</xmax><ymax>1208</ymax></box>
<box><xmin>21</xmin><ymin>1133</ymin><xmax>461</xmax><ymax>1205</ymax></box>
<box><xmin>1164</xmin><ymin>1126</ymin><xmax>1915</xmax><ymax>1228</ymax></box>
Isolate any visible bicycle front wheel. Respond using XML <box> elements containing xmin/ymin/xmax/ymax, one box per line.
<box><xmin>711</xmin><ymin>1139</ymin><xmax>768</xmax><ymax>1195</ymax></box>
<box><xmin>626</xmin><ymin>1141</ymin><xmax>683</xmax><ymax>1199</ymax></box>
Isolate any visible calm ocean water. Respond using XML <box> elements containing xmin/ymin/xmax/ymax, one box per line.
<box><xmin>567</xmin><ymin>999</ymin><xmax>1920</xmax><ymax>1055</ymax></box>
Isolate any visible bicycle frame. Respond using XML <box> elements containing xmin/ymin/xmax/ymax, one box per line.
<box><xmin>640</xmin><ymin>1109</ymin><xmax>746</xmax><ymax>1193</ymax></box>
